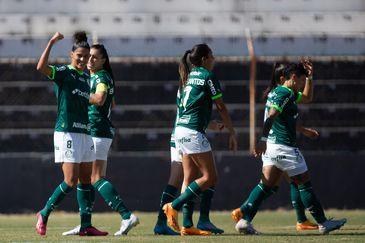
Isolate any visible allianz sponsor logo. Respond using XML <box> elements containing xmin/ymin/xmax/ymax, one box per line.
<box><xmin>178</xmin><ymin>137</ymin><xmax>191</xmax><ymax>144</ymax></box>
<box><xmin>187</xmin><ymin>78</ymin><xmax>205</xmax><ymax>86</ymax></box>
<box><xmin>72</xmin><ymin>89</ymin><xmax>90</xmax><ymax>99</ymax></box>
<box><xmin>207</xmin><ymin>80</ymin><xmax>217</xmax><ymax>95</ymax></box>
<box><xmin>72</xmin><ymin>122</ymin><xmax>91</xmax><ymax>131</ymax></box>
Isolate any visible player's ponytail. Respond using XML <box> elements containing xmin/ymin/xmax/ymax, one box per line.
<box><xmin>262</xmin><ymin>63</ymin><xmax>286</xmax><ymax>101</ymax></box>
<box><xmin>91</xmin><ymin>44</ymin><xmax>115</xmax><ymax>81</ymax></box>
<box><xmin>72</xmin><ymin>31</ymin><xmax>90</xmax><ymax>51</ymax></box>
<box><xmin>179</xmin><ymin>50</ymin><xmax>191</xmax><ymax>89</ymax></box>
<box><xmin>178</xmin><ymin>43</ymin><xmax>212</xmax><ymax>89</ymax></box>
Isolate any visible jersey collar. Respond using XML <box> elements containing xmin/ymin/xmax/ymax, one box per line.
<box><xmin>91</xmin><ymin>69</ymin><xmax>106</xmax><ymax>77</ymax></box>
<box><xmin>67</xmin><ymin>65</ymin><xmax>84</xmax><ymax>75</ymax></box>
<box><xmin>280</xmin><ymin>85</ymin><xmax>294</xmax><ymax>95</ymax></box>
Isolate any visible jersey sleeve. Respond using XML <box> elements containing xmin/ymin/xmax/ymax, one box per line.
<box><xmin>270</xmin><ymin>90</ymin><xmax>292</xmax><ymax>113</ymax></box>
<box><xmin>96</xmin><ymin>83</ymin><xmax>108</xmax><ymax>93</ymax></box>
<box><xmin>48</xmin><ymin>65</ymin><xmax>68</xmax><ymax>85</ymax></box>
<box><xmin>206</xmin><ymin>74</ymin><xmax>223</xmax><ymax>100</ymax></box>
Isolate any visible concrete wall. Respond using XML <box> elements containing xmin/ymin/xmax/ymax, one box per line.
<box><xmin>1</xmin><ymin>153</ymin><xmax>363</xmax><ymax>213</ymax></box>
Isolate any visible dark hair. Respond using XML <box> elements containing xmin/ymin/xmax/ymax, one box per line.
<box><xmin>283</xmin><ymin>63</ymin><xmax>307</xmax><ymax>80</ymax></box>
<box><xmin>178</xmin><ymin>43</ymin><xmax>212</xmax><ymax>88</ymax></box>
<box><xmin>72</xmin><ymin>31</ymin><xmax>90</xmax><ymax>51</ymax></box>
<box><xmin>91</xmin><ymin>44</ymin><xmax>115</xmax><ymax>81</ymax></box>
<box><xmin>262</xmin><ymin>63</ymin><xmax>286</xmax><ymax>101</ymax></box>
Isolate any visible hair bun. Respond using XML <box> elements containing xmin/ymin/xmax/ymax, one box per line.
<box><xmin>73</xmin><ymin>31</ymin><xmax>88</xmax><ymax>44</ymax></box>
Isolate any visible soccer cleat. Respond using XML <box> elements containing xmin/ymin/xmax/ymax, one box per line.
<box><xmin>154</xmin><ymin>224</ymin><xmax>180</xmax><ymax>235</ymax></box>
<box><xmin>231</xmin><ymin>208</ymin><xmax>243</xmax><ymax>223</ymax></box>
<box><xmin>235</xmin><ymin>219</ymin><xmax>260</xmax><ymax>235</ymax></box>
<box><xmin>36</xmin><ymin>212</ymin><xmax>47</xmax><ymax>236</ymax></box>
<box><xmin>79</xmin><ymin>226</ymin><xmax>109</xmax><ymax>236</ymax></box>
<box><xmin>163</xmin><ymin>203</ymin><xmax>180</xmax><ymax>232</ymax></box>
<box><xmin>180</xmin><ymin>226</ymin><xmax>212</xmax><ymax>236</ymax></box>
<box><xmin>114</xmin><ymin>213</ymin><xmax>139</xmax><ymax>236</ymax></box>
<box><xmin>296</xmin><ymin>220</ymin><xmax>318</xmax><ymax>231</ymax></box>
<box><xmin>197</xmin><ymin>221</ymin><xmax>224</xmax><ymax>234</ymax></box>
<box><xmin>318</xmin><ymin>218</ymin><xmax>347</xmax><ymax>234</ymax></box>
<box><xmin>62</xmin><ymin>225</ymin><xmax>80</xmax><ymax>236</ymax></box>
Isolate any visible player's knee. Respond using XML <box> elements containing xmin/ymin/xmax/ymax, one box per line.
<box><xmin>64</xmin><ymin>178</ymin><xmax>78</xmax><ymax>187</ymax></box>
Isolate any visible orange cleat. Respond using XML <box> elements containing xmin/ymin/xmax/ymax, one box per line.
<box><xmin>231</xmin><ymin>208</ymin><xmax>243</xmax><ymax>223</ymax></box>
<box><xmin>162</xmin><ymin>203</ymin><xmax>180</xmax><ymax>232</ymax></box>
<box><xmin>180</xmin><ymin>226</ymin><xmax>212</xmax><ymax>236</ymax></box>
<box><xmin>296</xmin><ymin>220</ymin><xmax>319</xmax><ymax>231</ymax></box>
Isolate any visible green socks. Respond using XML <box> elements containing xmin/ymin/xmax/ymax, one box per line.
<box><xmin>290</xmin><ymin>182</ymin><xmax>308</xmax><ymax>223</ymax></box>
<box><xmin>171</xmin><ymin>181</ymin><xmax>201</xmax><ymax>211</ymax></box>
<box><xmin>157</xmin><ymin>184</ymin><xmax>178</xmax><ymax>225</ymax></box>
<box><xmin>77</xmin><ymin>184</ymin><xmax>93</xmax><ymax>229</ymax></box>
<box><xmin>93</xmin><ymin>178</ymin><xmax>131</xmax><ymax>220</ymax></box>
<box><xmin>182</xmin><ymin>200</ymin><xmax>195</xmax><ymax>228</ymax></box>
<box><xmin>298</xmin><ymin>181</ymin><xmax>327</xmax><ymax>224</ymax></box>
<box><xmin>199</xmin><ymin>187</ymin><xmax>215</xmax><ymax>222</ymax></box>
<box><xmin>40</xmin><ymin>181</ymin><xmax>72</xmax><ymax>220</ymax></box>
<box><xmin>240</xmin><ymin>183</ymin><xmax>276</xmax><ymax>222</ymax></box>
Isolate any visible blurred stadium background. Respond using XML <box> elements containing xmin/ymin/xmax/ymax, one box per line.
<box><xmin>0</xmin><ymin>0</ymin><xmax>364</xmax><ymax>213</ymax></box>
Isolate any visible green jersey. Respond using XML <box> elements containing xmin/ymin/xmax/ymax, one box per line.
<box><xmin>49</xmin><ymin>65</ymin><xmax>90</xmax><ymax>134</ymax></box>
<box><xmin>88</xmin><ymin>70</ymin><xmax>115</xmax><ymax>139</ymax></box>
<box><xmin>265</xmin><ymin>85</ymin><xmax>301</xmax><ymax>147</ymax></box>
<box><xmin>176</xmin><ymin>67</ymin><xmax>223</xmax><ymax>133</ymax></box>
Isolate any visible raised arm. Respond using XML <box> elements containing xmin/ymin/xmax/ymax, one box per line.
<box><xmin>298</xmin><ymin>59</ymin><xmax>314</xmax><ymax>104</ymax></box>
<box><xmin>36</xmin><ymin>32</ymin><xmax>64</xmax><ymax>77</ymax></box>
<box><xmin>214</xmin><ymin>98</ymin><xmax>238</xmax><ymax>151</ymax></box>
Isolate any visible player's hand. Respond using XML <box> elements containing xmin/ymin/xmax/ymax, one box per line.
<box><xmin>301</xmin><ymin>127</ymin><xmax>319</xmax><ymax>139</ymax></box>
<box><xmin>301</xmin><ymin>57</ymin><xmax>313</xmax><ymax>78</ymax></box>
<box><xmin>253</xmin><ymin>140</ymin><xmax>266</xmax><ymax>157</ymax></box>
<box><xmin>229</xmin><ymin>133</ymin><xmax>238</xmax><ymax>152</ymax></box>
<box><xmin>50</xmin><ymin>32</ymin><xmax>64</xmax><ymax>44</ymax></box>
<box><xmin>209</xmin><ymin>120</ymin><xmax>225</xmax><ymax>131</ymax></box>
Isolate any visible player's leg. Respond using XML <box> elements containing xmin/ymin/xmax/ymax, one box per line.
<box><xmin>180</xmin><ymin>154</ymin><xmax>211</xmax><ymax>236</ymax></box>
<box><xmin>36</xmin><ymin>163</ymin><xmax>78</xmax><ymax>235</ymax></box>
<box><xmin>154</xmin><ymin>146</ymin><xmax>183</xmax><ymax>235</ymax></box>
<box><xmin>283</xmin><ymin>173</ymin><xmax>317</xmax><ymax>230</ymax></box>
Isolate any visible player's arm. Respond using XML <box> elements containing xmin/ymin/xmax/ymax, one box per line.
<box><xmin>297</xmin><ymin>123</ymin><xmax>319</xmax><ymax>139</ymax></box>
<box><xmin>36</xmin><ymin>32</ymin><xmax>64</xmax><ymax>78</ymax></box>
<box><xmin>298</xmin><ymin>59</ymin><xmax>313</xmax><ymax>104</ymax></box>
<box><xmin>208</xmin><ymin>120</ymin><xmax>224</xmax><ymax>131</ymax></box>
<box><xmin>89</xmin><ymin>83</ymin><xmax>107</xmax><ymax>106</ymax></box>
<box><xmin>214</xmin><ymin>98</ymin><xmax>238</xmax><ymax>151</ymax></box>
<box><xmin>254</xmin><ymin>107</ymin><xmax>280</xmax><ymax>157</ymax></box>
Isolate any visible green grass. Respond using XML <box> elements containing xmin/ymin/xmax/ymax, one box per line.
<box><xmin>0</xmin><ymin>210</ymin><xmax>364</xmax><ymax>242</ymax></box>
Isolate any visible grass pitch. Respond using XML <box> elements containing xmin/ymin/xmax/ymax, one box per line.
<box><xmin>0</xmin><ymin>210</ymin><xmax>364</xmax><ymax>242</ymax></box>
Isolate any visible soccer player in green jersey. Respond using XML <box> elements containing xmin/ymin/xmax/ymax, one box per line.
<box><xmin>154</xmin><ymin>102</ymin><xmax>225</xmax><ymax>235</ymax></box>
<box><xmin>232</xmin><ymin>62</ymin><xmax>320</xmax><ymax>231</ymax></box>
<box><xmin>232</xmin><ymin>63</ymin><xmax>346</xmax><ymax>235</ymax></box>
<box><xmin>63</xmin><ymin>44</ymin><xmax>139</xmax><ymax>236</ymax></box>
<box><xmin>163</xmin><ymin>44</ymin><xmax>238</xmax><ymax>235</ymax></box>
<box><xmin>35</xmin><ymin>32</ymin><xmax>107</xmax><ymax>236</ymax></box>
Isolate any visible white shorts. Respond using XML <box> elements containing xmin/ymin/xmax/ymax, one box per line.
<box><xmin>92</xmin><ymin>137</ymin><xmax>113</xmax><ymax>161</ymax></box>
<box><xmin>54</xmin><ymin>132</ymin><xmax>95</xmax><ymax>163</ymax></box>
<box><xmin>262</xmin><ymin>143</ymin><xmax>308</xmax><ymax>177</ymax></box>
<box><xmin>175</xmin><ymin>126</ymin><xmax>212</xmax><ymax>155</ymax></box>
<box><xmin>170</xmin><ymin>145</ymin><xmax>182</xmax><ymax>163</ymax></box>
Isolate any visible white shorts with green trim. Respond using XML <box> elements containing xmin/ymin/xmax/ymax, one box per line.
<box><xmin>92</xmin><ymin>137</ymin><xmax>112</xmax><ymax>161</ymax></box>
<box><xmin>170</xmin><ymin>145</ymin><xmax>182</xmax><ymax>163</ymax></box>
<box><xmin>175</xmin><ymin>126</ymin><xmax>212</xmax><ymax>155</ymax></box>
<box><xmin>262</xmin><ymin>143</ymin><xmax>308</xmax><ymax>177</ymax></box>
<box><xmin>54</xmin><ymin>132</ymin><xmax>95</xmax><ymax>163</ymax></box>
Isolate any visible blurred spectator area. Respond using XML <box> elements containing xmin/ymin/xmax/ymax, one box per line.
<box><xmin>0</xmin><ymin>0</ymin><xmax>364</xmax><ymax>57</ymax></box>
